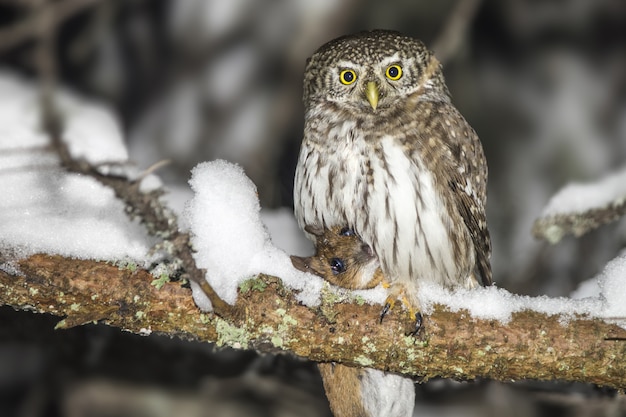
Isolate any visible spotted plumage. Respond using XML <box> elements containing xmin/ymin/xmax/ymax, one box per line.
<box><xmin>294</xmin><ymin>30</ymin><xmax>492</xmax><ymax>309</ymax></box>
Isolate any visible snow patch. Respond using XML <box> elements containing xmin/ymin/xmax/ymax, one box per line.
<box><xmin>540</xmin><ymin>166</ymin><xmax>626</xmax><ymax>217</ymax></box>
<box><xmin>0</xmin><ymin>71</ymin><xmax>152</xmax><ymax>262</ymax></box>
<box><xmin>184</xmin><ymin>160</ymin><xmax>323</xmax><ymax>309</ymax></box>
<box><xmin>596</xmin><ymin>254</ymin><xmax>626</xmax><ymax>320</ymax></box>
<box><xmin>419</xmin><ymin>283</ymin><xmax>601</xmax><ymax>324</ymax></box>
<box><xmin>419</xmin><ymin>253</ymin><xmax>625</xmax><ymax>327</ymax></box>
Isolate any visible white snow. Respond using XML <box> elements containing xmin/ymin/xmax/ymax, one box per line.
<box><xmin>570</xmin><ymin>278</ymin><xmax>600</xmax><ymax>299</ymax></box>
<box><xmin>61</xmin><ymin>95</ymin><xmax>129</xmax><ymax>164</ymax></box>
<box><xmin>596</xmin><ymin>254</ymin><xmax>626</xmax><ymax>319</ymax></box>
<box><xmin>418</xmin><ymin>283</ymin><xmax>602</xmax><ymax>324</ymax></box>
<box><xmin>260</xmin><ymin>207</ymin><xmax>313</xmax><ymax>256</ymax></box>
<box><xmin>540</xmin><ymin>165</ymin><xmax>626</xmax><ymax>217</ymax></box>
<box><xmin>184</xmin><ymin>160</ymin><xmax>324</xmax><ymax>310</ymax></box>
<box><xmin>189</xmin><ymin>280</ymin><xmax>214</xmax><ymax>312</ymax></box>
<box><xmin>418</xmin><ymin>253</ymin><xmax>626</xmax><ymax>326</ymax></box>
<box><xmin>0</xmin><ymin>71</ymin><xmax>152</xmax><ymax>262</ymax></box>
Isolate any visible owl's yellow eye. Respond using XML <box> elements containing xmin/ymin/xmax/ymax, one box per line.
<box><xmin>339</xmin><ymin>69</ymin><xmax>357</xmax><ymax>85</ymax></box>
<box><xmin>385</xmin><ymin>64</ymin><xmax>402</xmax><ymax>81</ymax></box>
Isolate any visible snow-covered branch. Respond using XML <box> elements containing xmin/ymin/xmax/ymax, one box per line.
<box><xmin>2</xmin><ymin>254</ymin><xmax>625</xmax><ymax>390</ymax></box>
<box><xmin>533</xmin><ymin>167</ymin><xmax>626</xmax><ymax>244</ymax></box>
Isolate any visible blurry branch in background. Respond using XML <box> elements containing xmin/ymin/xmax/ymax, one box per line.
<box><xmin>0</xmin><ymin>0</ymin><xmax>100</xmax><ymax>53</ymax></box>
<box><xmin>532</xmin><ymin>168</ymin><xmax>626</xmax><ymax>244</ymax></box>
<box><xmin>2</xmin><ymin>254</ymin><xmax>626</xmax><ymax>390</ymax></box>
<box><xmin>432</xmin><ymin>0</ymin><xmax>483</xmax><ymax>64</ymax></box>
<box><xmin>533</xmin><ymin>198</ymin><xmax>626</xmax><ymax>244</ymax></box>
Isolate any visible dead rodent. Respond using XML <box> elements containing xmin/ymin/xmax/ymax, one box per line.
<box><xmin>291</xmin><ymin>225</ymin><xmax>415</xmax><ymax>417</ymax></box>
<box><xmin>290</xmin><ymin>224</ymin><xmax>383</xmax><ymax>290</ymax></box>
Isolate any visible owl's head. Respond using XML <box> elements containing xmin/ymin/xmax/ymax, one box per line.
<box><xmin>303</xmin><ymin>30</ymin><xmax>450</xmax><ymax>114</ymax></box>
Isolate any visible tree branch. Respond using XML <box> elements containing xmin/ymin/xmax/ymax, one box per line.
<box><xmin>2</xmin><ymin>254</ymin><xmax>625</xmax><ymax>390</ymax></box>
<box><xmin>431</xmin><ymin>0</ymin><xmax>483</xmax><ymax>64</ymax></box>
<box><xmin>533</xmin><ymin>197</ymin><xmax>626</xmax><ymax>244</ymax></box>
<box><xmin>532</xmin><ymin>167</ymin><xmax>626</xmax><ymax>244</ymax></box>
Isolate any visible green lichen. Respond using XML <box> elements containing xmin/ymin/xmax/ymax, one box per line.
<box><xmin>353</xmin><ymin>295</ymin><xmax>366</xmax><ymax>306</ymax></box>
<box><xmin>151</xmin><ymin>273</ymin><xmax>170</xmax><ymax>289</ymax></box>
<box><xmin>319</xmin><ymin>283</ymin><xmax>346</xmax><ymax>322</ymax></box>
<box><xmin>70</xmin><ymin>303</ymin><xmax>80</xmax><ymax>312</ymax></box>
<box><xmin>403</xmin><ymin>335</ymin><xmax>427</xmax><ymax>348</ymax></box>
<box><xmin>281</xmin><ymin>314</ymin><xmax>298</xmax><ymax>326</ymax></box>
<box><xmin>271</xmin><ymin>336</ymin><xmax>284</xmax><ymax>347</ymax></box>
<box><xmin>259</xmin><ymin>325</ymin><xmax>274</xmax><ymax>334</ymax></box>
<box><xmin>267</xmin><ymin>308</ymin><xmax>298</xmax><ymax>348</ymax></box>
<box><xmin>114</xmin><ymin>259</ymin><xmax>138</xmax><ymax>272</ymax></box>
<box><xmin>543</xmin><ymin>224</ymin><xmax>565</xmax><ymax>245</ymax></box>
<box><xmin>354</xmin><ymin>355</ymin><xmax>374</xmax><ymax>367</ymax></box>
<box><xmin>361</xmin><ymin>336</ymin><xmax>377</xmax><ymax>354</ymax></box>
<box><xmin>363</xmin><ymin>342</ymin><xmax>377</xmax><ymax>354</ymax></box>
<box><xmin>215</xmin><ymin>317</ymin><xmax>249</xmax><ymax>348</ymax></box>
<box><xmin>239</xmin><ymin>277</ymin><xmax>267</xmax><ymax>294</ymax></box>
<box><xmin>320</xmin><ymin>283</ymin><xmax>345</xmax><ymax>304</ymax></box>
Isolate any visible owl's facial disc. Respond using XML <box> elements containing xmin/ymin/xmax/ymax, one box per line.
<box><xmin>366</xmin><ymin>82</ymin><xmax>379</xmax><ymax>110</ymax></box>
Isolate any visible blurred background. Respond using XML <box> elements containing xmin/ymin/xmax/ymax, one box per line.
<box><xmin>1</xmin><ymin>0</ymin><xmax>625</xmax><ymax>416</ymax></box>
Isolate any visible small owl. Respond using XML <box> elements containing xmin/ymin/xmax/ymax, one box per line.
<box><xmin>294</xmin><ymin>30</ymin><xmax>492</xmax><ymax>312</ymax></box>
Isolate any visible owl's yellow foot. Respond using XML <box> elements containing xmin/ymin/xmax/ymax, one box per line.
<box><xmin>379</xmin><ymin>283</ymin><xmax>423</xmax><ymax>336</ymax></box>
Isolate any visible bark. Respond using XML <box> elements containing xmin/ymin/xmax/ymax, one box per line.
<box><xmin>1</xmin><ymin>254</ymin><xmax>625</xmax><ymax>390</ymax></box>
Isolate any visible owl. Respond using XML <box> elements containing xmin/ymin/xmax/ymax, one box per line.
<box><xmin>294</xmin><ymin>30</ymin><xmax>492</xmax><ymax>314</ymax></box>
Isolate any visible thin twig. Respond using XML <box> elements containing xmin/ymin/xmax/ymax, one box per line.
<box><xmin>432</xmin><ymin>0</ymin><xmax>483</xmax><ymax>64</ymax></box>
<box><xmin>0</xmin><ymin>0</ymin><xmax>101</xmax><ymax>53</ymax></box>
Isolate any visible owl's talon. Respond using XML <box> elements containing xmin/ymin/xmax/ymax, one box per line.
<box><xmin>380</xmin><ymin>302</ymin><xmax>392</xmax><ymax>324</ymax></box>
<box><xmin>380</xmin><ymin>293</ymin><xmax>400</xmax><ymax>324</ymax></box>
<box><xmin>406</xmin><ymin>311</ymin><xmax>423</xmax><ymax>337</ymax></box>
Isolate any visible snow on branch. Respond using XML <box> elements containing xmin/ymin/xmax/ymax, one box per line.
<box><xmin>1</xmin><ymin>254</ymin><xmax>626</xmax><ymax>390</ymax></box>
<box><xmin>533</xmin><ymin>166</ymin><xmax>626</xmax><ymax>244</ymax></box>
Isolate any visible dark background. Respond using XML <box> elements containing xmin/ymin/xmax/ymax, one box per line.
<box><xmin>1</xmin><ymin>0</ymin><xmax>625</xmax><ymax>416</ymax></box>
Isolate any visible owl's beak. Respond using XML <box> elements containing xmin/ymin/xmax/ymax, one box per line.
<box><xmin>366</xmin><ymin>81</ymin><xmax>379</xmax><ymax>110</ymax></box>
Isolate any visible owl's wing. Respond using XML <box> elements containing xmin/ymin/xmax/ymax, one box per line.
<box><xmin>450</xmin><ymin>175</ymin><xmax>492</xmax><ymax>286</ymax></box>
<box><xmin>441</xmin><ymin>108</ymin><xmax>493</xmax><ymax>287</ymax></box>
